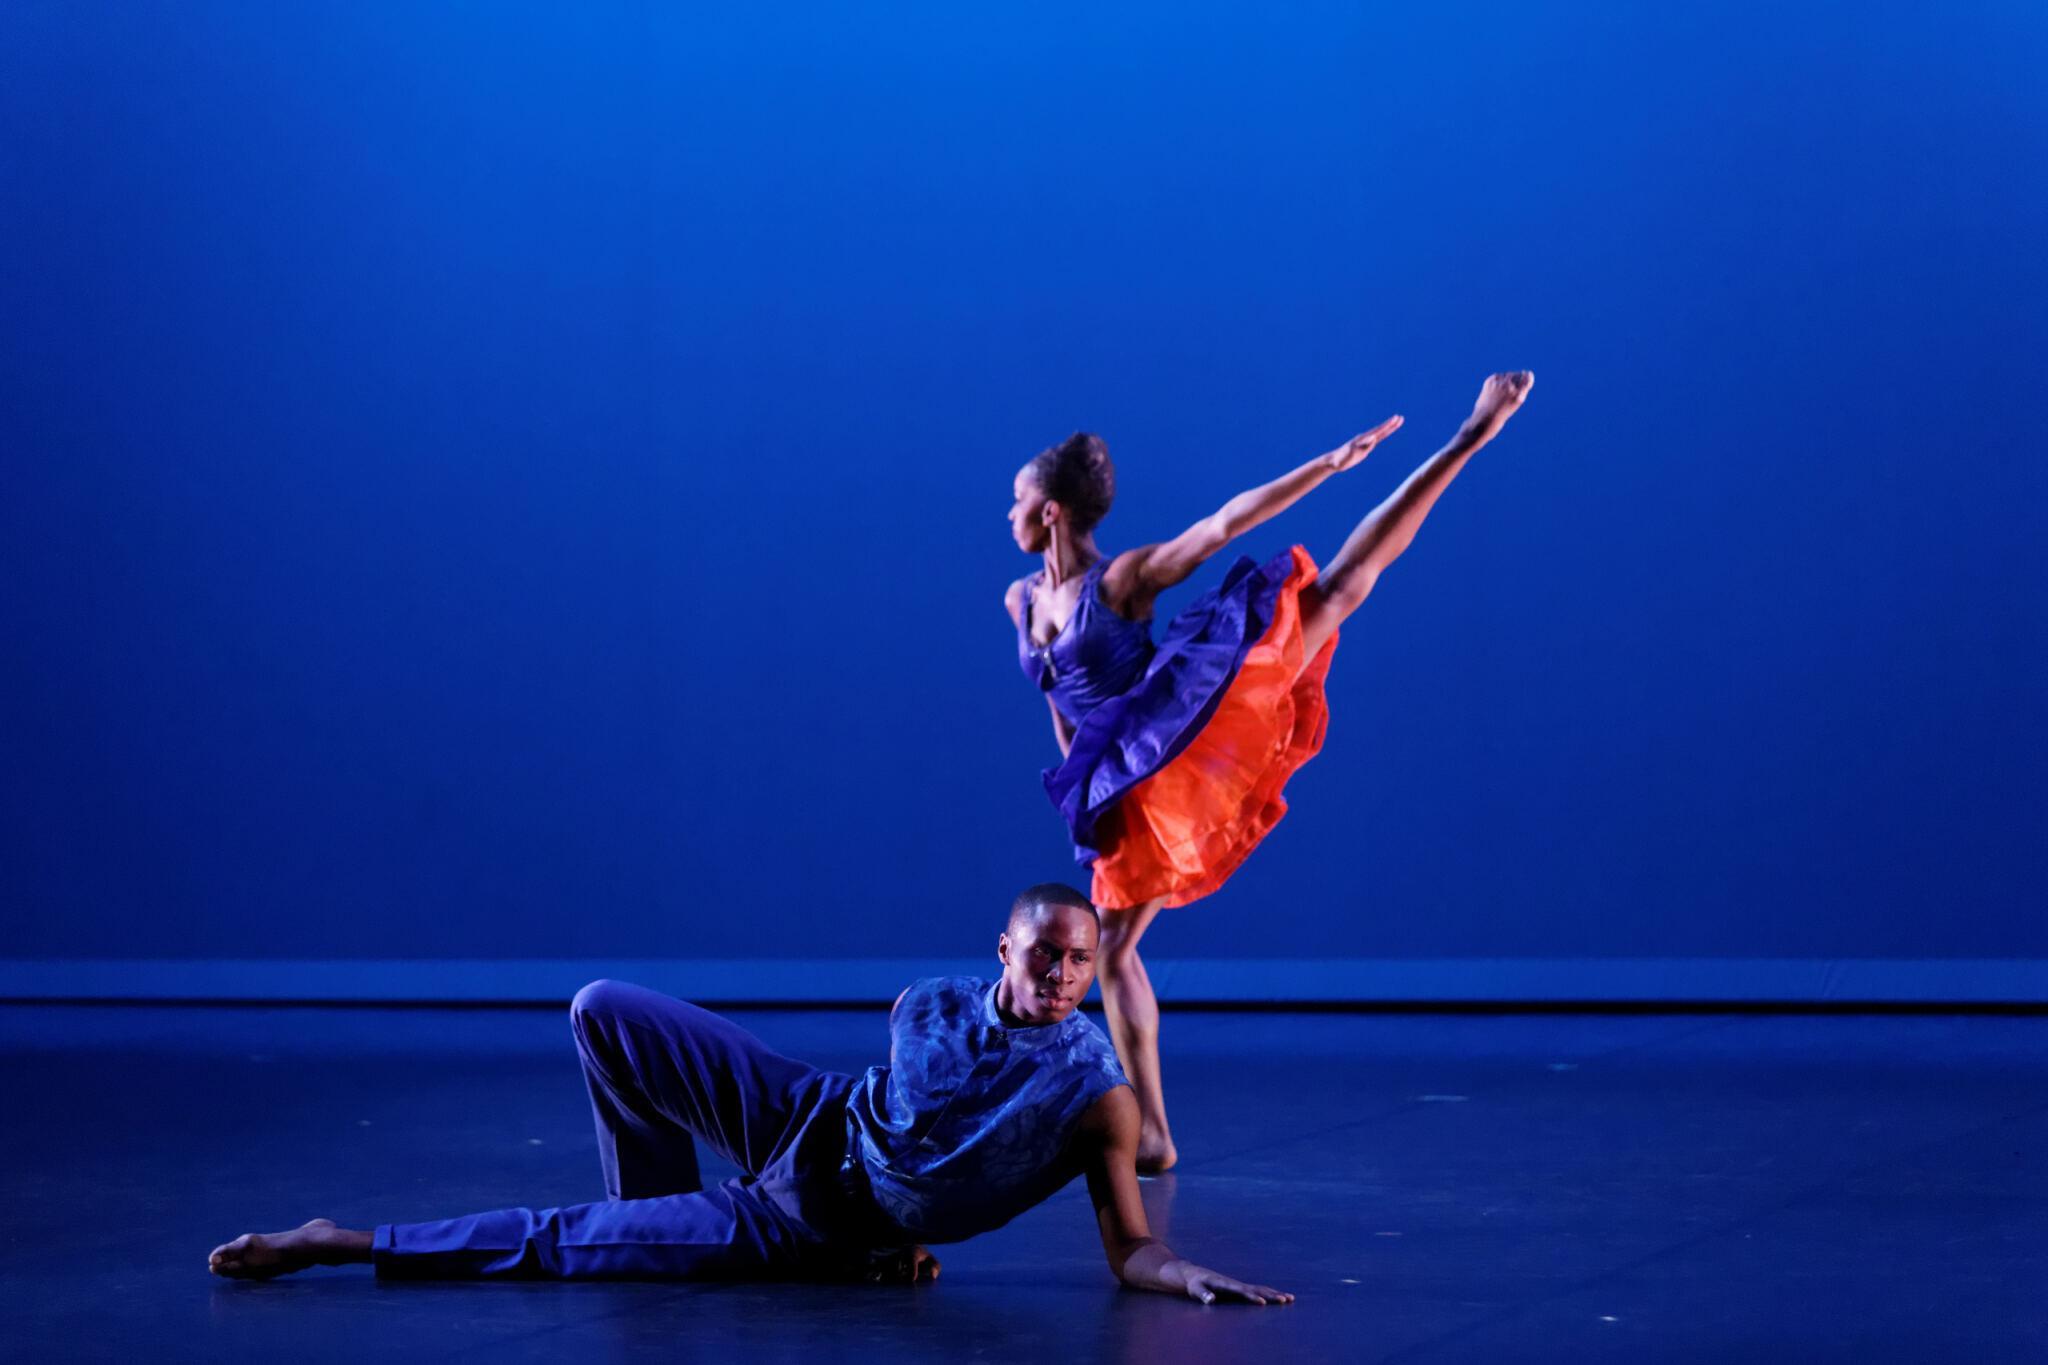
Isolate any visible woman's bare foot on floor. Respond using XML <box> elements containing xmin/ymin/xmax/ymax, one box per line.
<box><xmin>1137</xmin><ymin>1123</ymin><xmax>1179</xmax><ymax>1175</ymax></box>
<box><xmin>208</xmin><ymin>1217</ymin><xmax>370</xmax><ymax>1279</ymax></box>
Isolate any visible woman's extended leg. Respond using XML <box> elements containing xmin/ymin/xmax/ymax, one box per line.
<box><xmin>1299</xmin><ymin>372</ymin><xmax>1533</xmax><ymax>657</ymax></box>
<box><xmin>1096</xmin><ymin>896</ymin><xmax>1176</xmax><ymax>1173</ymax></box>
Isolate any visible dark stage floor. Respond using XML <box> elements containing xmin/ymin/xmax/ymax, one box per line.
<box><xmin>3</xmin><ymin>1002</ymin><xmax>2043</xmax><ymax>1363</ymax></box>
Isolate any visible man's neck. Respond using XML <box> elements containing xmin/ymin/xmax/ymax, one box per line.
<box><xmin>992</xmin><ymin>979</ymin><xmax>1029</xmax><ymax>1029</ymax></box>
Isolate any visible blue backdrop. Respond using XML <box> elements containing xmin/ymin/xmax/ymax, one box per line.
<box><xmin>4</xmin><ymin>2</ymin><xmax>2044</xmax><ymax>987</ymax></box>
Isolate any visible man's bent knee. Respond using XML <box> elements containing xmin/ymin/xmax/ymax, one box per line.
<box><xmin>571</xmin><ymin>978</ymin><xmax>632</xmax><ymax>1027</ymax></box>
<box><xmin>572</xmin><ymin>979</ymin><xmax>708</xmax><ymax>1045</ymax></box>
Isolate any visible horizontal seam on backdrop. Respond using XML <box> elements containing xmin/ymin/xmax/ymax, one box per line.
<box><xmin>3</xmin><ymin>959</ymin><xmax>2047</xmax><ymax>1005</ymax></box>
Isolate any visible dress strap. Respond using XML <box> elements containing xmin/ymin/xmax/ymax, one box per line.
<box><xmin>1024</xmin><ymin>559</ymin><xmax>1111</xmax><ymax>646</ymax></box>
<box><xmin>1020</xmin><ymin>570</ymin><xmax>1043</xmax><ymax>640</ymax></box>
<box><xmin>1075</xmin><ymin>557</ymin><xmax>1111</xmax><ymax>621</ymax></box>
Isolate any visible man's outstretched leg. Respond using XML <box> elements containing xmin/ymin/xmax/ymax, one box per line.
<box><xmin>210</xmin><ymin>1182</ymin><xmax>810</xmax><ymax>1280</ymax></box>
<box><xmin>210</xmin><ymin>1218</ymin><xmax>365</xmax><ymax>1279</ymax></box>
<box><xmin>210</xmin><ymin>982</ymin><xmax>867</xmax><ymax>1282</ymax></box>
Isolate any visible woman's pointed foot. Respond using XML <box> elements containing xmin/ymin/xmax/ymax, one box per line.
<box><xmin>1462</xmin><ymin>370</ymin><xmax>1534</xmax><ymax>444</ymax></box>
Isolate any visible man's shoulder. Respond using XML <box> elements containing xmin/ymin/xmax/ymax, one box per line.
<box><xmin>1063</xmin><ymin>1011</ymin><xmax>1130</xmax><ymax>1085</ymax></box>
<box><xmin>904</xmin><ymin>975</ymin><xmax>989</xmax><ymax>1000</ymax></box>
<box><xmin>894</xmin><ymin>976</ymin><xmax>990</xmax><ymax>1018</ymax></box>
<box><xmin>1071</xmin><ymin>1073</ymin><xmax>1138</xmax><ymax>1131</ymax></box>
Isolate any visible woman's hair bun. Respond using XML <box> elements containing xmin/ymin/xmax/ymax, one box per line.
<box><xmin>1030</xmin><ymin>432</ymin><xmax>1115</xmax><ymax>533</ymax></box>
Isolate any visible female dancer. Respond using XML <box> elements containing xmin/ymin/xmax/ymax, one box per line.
<box><xmin>1005</xmin><ymin>371</ymin><xmax>1533</xmax><ymax>1171</ymax></box>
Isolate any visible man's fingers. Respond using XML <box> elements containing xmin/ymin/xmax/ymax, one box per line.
<box><xmin>867</xmin><ymin>1250</ymin><xmax>910</xmax><ymax>1283</ymax></box>
<box><xmin>1188</xmin><ymin>1272</ymin><xmax>1294</xmax><ymax>1305</ymax></box>
<box><xmin>865</xmin><ymin>1246</ymin><xmax>940</xmax><ymax>1285</ymax></box>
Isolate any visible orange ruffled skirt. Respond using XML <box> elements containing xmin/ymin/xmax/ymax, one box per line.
<box><xmin>1088</xmin><ymin>545</ymin><xmax>1336</xmax><ymax>910</ymax></box>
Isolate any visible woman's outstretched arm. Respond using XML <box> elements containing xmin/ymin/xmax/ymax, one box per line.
<box><xmin>1103</xmin><ymin>415</ymin><xmax>1402</xmax><ymax>614</ymax></box>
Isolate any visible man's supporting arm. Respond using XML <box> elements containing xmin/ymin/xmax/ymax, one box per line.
<box><xmin>1077</xmin><ymin>1087</ymin><xmax>1294</xmax><ymax>1305</ymax></box>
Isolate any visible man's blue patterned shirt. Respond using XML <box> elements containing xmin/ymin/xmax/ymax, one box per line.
<box><xmin>845</xmin><ymin>977</ymin><xmax>1129</xmax><ymax>1243</ymax></box>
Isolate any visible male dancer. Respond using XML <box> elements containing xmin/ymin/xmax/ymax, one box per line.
<box><xmin>207</xmin><ymin>884</ymin><xmax>1292</xmax><ymax>1305</ymax></box>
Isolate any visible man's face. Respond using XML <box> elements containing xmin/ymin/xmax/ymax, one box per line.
<box><xmin>997</xmin><ymin>902</ymin><xmax>1099</xmax><ymax>1026</ymax></box>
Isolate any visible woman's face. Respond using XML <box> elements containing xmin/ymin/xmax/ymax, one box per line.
<box><xmin>1009</xmin><ymin>465</ymin><xmax>1052</xmax><ymax>553</ymax></box>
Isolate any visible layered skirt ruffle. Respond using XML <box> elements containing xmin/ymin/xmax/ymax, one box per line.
<box><xmin>1042</xmin><ymin>545</ymin><xmax>1337</xmax><ymax>911</ymax></box>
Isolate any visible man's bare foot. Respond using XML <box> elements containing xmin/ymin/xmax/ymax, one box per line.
<box><xmin>1136</xmin><ymin>1124</ymin><xmax>1179</xmax><ymax>1175</ymax></box>
<box><xmin>1461</xmin><ymin>370</ymin><xmax>1535</xmax><ymax>445</ymax></box>
<box><xmin>208</xmin><ymin>1217</ymin><xmax>367</xmax><ymax>1279</ymax></box>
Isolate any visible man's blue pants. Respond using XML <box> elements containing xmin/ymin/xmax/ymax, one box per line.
<box><xmin>371</xmin><ymin>980</ymin><xmax>881</xmax><ymax>1279</ymax></box>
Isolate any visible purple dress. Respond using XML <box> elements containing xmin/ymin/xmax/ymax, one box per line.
<box><xmin>1018</xmin><ymin>549</ymin><xmax>1305</xmax><ymax>866</ymax></box>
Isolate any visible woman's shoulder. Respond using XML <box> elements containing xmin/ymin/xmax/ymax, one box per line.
<box><xmin>1004</xmin><ymin>576</ymin><xmax>1034</xmax><ymax>626</ymax></box>
<box><xmin>1096</xmin><ymin>548</ymin><xmax>1157</xmax><ymax>624</ymax></box>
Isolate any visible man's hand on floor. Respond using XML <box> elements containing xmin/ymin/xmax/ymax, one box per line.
<box><xmin>861</xmin><ymin>1244</ymin><xmax>941</xmax><ymax>1285</ymax></box>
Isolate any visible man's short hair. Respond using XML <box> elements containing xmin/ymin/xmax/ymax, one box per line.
<box><xmin>1008</xmin><ymin>882</ymin><xmax>1096</xmax><ymax>932</ymax></box>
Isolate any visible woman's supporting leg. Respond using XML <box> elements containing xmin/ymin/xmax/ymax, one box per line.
<box><xmin>1300</xmin><ymin>371</ymin><xmax>1533</xmax><ymax>658</ymax></box>
<box><xmin>1084</xmin><ymin>382</ymin><xmax>1533</xmax><ymax>1178</ymax></box>
<box><xmin>1096</xmin><ymin>896</ymin><xmax>1177</xmax><ymax>1173</ymax></box>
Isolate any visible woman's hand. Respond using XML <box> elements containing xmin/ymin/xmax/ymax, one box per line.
<box><xmin>1322</xmin><ymin>414</ymin><xmax>1405</xmax><ymax>472</ymax></box>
